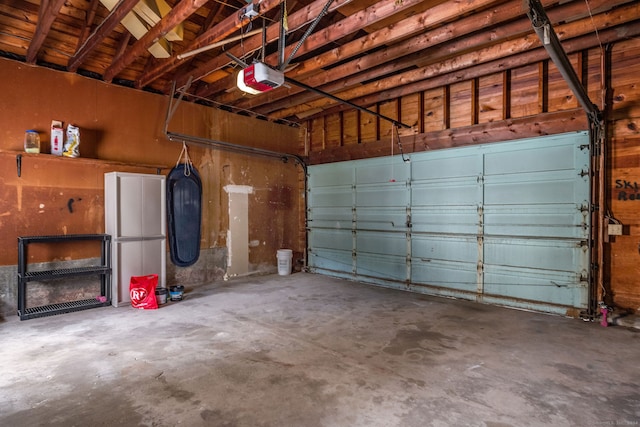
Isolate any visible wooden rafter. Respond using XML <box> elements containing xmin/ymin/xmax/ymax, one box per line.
<box><xmin>265</xmin><ymin>0</ymin><xmax>638</xmax><ymax>119</ymax></box>
<box><xmin>67</xmin><ymin>0</ymin><xmax>140</xmax><ymax>72</ymax></box>
<box><xmin>197</xmin><ymin>0</ymin><xmax>505</xmax><ymax>102</ymax></box>
<box><xmin>26</xmin><ymin>0</ymin><xmax>67</xmax><ymax>64</ymax></box>
<box><xmin>190</xmin><ymin>0</ymin><xmax>434</xmax><ymax>97</ymax></box>
<box><xmin>103</xmin><ymin>0</ymin><xmax>211</xmax><ymax>82</ymax></box>
<box><xmin>70</xmin><ymin>0</ymin><xmax>101</xmax><ymax>72</ymax></box>
<box><xmin>246</xmin><ymin>0</ymin><xmax>562</xmax><ymax>115</ymax></box>
<box><xmin>169</xmin><ymin>0</ymin><xmax>356</xmax><ymax>91</ymax></box>
<box><xmin>135</xmin><ymin>0</ymin><xmax>284</xmax><ymax>89</ymax></box>
<box><xmin>297</xmin><ymin>22</ymin><xmax>640</xmax><ymax>123</ymax></box>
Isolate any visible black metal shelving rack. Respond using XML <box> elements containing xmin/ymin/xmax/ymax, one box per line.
<box><xmin>17</xmin><ymin>234</ymin><xmax>112</xmax><ymax>320</ymax></box>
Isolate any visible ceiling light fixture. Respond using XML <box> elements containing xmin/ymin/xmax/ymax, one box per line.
<box><xmin>236</xmin><ymin>68</ymin><xmax>262</xmax><ymax>95</ymax></box>
<box><xmin>236</xmin><ymin>62</ymin><xmax>285</xmax><ymax>94</ymax></box>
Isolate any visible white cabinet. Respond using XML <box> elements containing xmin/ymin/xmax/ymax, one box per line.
<box><xmin>105</xmin><ymin>172</ymin><xmax>166</xmax><ymax>307</ymax></box>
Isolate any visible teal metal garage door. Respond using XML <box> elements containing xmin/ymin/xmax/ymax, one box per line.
<box><xmin>307</xmin><ymin>132</ymin><xmax>590</xmax><ymax>315</ymax></box>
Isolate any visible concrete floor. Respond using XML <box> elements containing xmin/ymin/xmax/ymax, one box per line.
<box><xmin>1</xmin><ymin>273</ymin><xmax>639</xmax><ymax>427</ymax></box>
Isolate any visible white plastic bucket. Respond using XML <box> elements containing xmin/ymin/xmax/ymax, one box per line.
<box><xmin>276</xmin><ymin>249</ymin><xmax>293</xmax><ymax>276</ymax></box>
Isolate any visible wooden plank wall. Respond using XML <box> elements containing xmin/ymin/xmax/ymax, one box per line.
<box><xmin>304</xmin><ymin>40</ymin><xmax>640</xmax><ymax>311</ymax></box>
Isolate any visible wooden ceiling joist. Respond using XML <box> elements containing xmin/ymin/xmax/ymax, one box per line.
<box><xmin>71</xmin><ymin>0</ymin><xmax>100</xmax><ymax>67</ymax></box>
<box><xmin>103</xmin><ymin>0</ymin><xmax>211</xmax><ymax>82</ymax></box>
<box><xmin>270</xmin><ymin>1</ymin><xmax>640</xmax><ymax>120</ymax></box>
<box><xmin>67</xmin><ymin>0</ymin><xmax>140</xmax><ymax>72</ymax></box>
<box><xmin>254</xmin><ymin>0</ymin><xmax>621</xmax><ymax>116</ymax></box>
<box><xmin>229</xmin><ymin>0</ymin><xmax>532</xmax><ymax>111</ymax></box>
<box><xmin>26</xmin><ymin>0</ymin><xmax>67</xmax><ymax>64</ymax></box>
<box><xmin>136</xmin><ymin>0</ymin><xmax>285</xmax><ymax>89</ymax></box>
<box><xmin>168</xmin><ymin>0</ymin><xmax>356</xmax><ymax>91</ymax></box>
<box><xmin>198</xmin><ymin>0</ymin><xmax>508</xmax><ymax>102</ymax></box>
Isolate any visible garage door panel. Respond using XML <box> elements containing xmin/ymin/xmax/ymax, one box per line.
<box><xmin>484</xmin><ymin>265</ymin><xmax>588</xmax><ymax>307</ymax></box>
<box><xmin>309</xmin><ymin>186</ymin><xmax>353</xmax><ymax>207</ymax></box>
<box><xmin>356</xmin><ymin>161</ymin><xmax>410</xmax><ymax>184</ymax></box>
<box><xmin>357</xmin><ymin>207</ymin><xmax>408</xmax><ymax>232</ymax></box>
<box><xmin>412</xmin><ymin>235</ymin><xmax>477</xmax><ymax>263</ymax></box>
<box><xmin>308</xmin><ymin>132</ymin><xmax>590</xmax><ymax>314</ymax></box>
<box><xmin>484</xmin><ymin>237</ymin><xmax>587</xmax><ymax>272</ymax></box>
<box><xmin>309</xmin><ymin>229</ymin><xmax>352</xmax><ymax>251</ymax></box>
<box><xmin>356</xmin><ymin>182</ymin><xmax>409</xmax><ymax>207</ymax></box>
<box><xmin>411</xmin><ymin>153</ymin><xmax>481</xmax><ymax>180</ymax></box>
<box><xmin>485</xmin><ymin>178</ymin><xmax>583</xmax><ymax>205</ymax></box>
<box><xmin>356</xmin><ymin>231</ymin><xmax>407</xmax><ymax>256</ymax></box>
<box><xmin>411</xmin><ymin>259</ymin><xmax>477</xmax><ymax>294</ymax></box>
<box><xmin>309</xmin><ymin>207</ymin><xmax>352</xmax><ymax>229</ymax></box>
<box><xmin>412</xmin><ymin>181</ymin><xmax>480</xmax><ymax>207</ymax></box>
<box><xmin>484</xmin><ymin>143</ymin><xmax>578</xmax><ymax>175</ymax></box>
<box><xmin>309</xmin><ymin>248</ymin><xmax>353</xmax><ymax>276</ymax></box>
<box><xmin>308</xmin><ymin>164</ymin><xmax>354</xmax><ymax>187</ymax></box>
<box><xmin>412</xmin><ymin>207</ymin><xmax>479</xmax><ymax>234</ymax></box>
<box><xmin>484</xmin><ymin>206</ymin><xmax>586</xmax><ymax>238</ymax></box>
<box><xmin>356</xmin><ymin>253</ymin><xmax>406</xmax><ymax>281</ymax></box>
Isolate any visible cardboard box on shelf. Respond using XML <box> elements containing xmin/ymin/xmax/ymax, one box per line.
<box><xmin>50</xmin><ymin>120</ymin><xmax>63</xmax><ymax>156</ymax></box>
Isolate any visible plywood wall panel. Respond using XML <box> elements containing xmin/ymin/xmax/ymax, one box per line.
<box><xmin>607</xmin><ymin>38</ymin><xmax>640</xmax><ymax>311</ymax></box>
<box><xmin>478</xmin><ymin>74</ymin><xmax>503</xmax><ymax>124</ymax></box>
<box><xmin>610</xmin><ymin>39</ymin><xmax>640</xmax><ymax>87</ymax></box>
<box><xmin>400</xmin><ymin>94</ymin><xmax>420</xmax><ymax>129</ymax></box>
<box><xmin>423</xmin><ymin>88</ymin><xmax>445</xmax><ymax>133</ymax></box>
<box><xmin>611</xmin><ymin>82</ymin><xmax>640</xmax><ymax>122</ymax></box>
<box><xmin>449</xmin><ymin>81</ymin><xmax>472</xmax><ymax>129</ymax></box>
<box><xmin>360</xmin><ymin>110</ymin><xmax>377</xmax><ymax>143</ymax></box>
<box><xmin>310</xmin><ymin>117</ymin><xmax>325</xmax><ymax>152</ymax></box>
<box><xmin>343</xmin><ymin>110</ymin><xmax>359</xmax><ymax>145</ymax></box>
<box><xmin>510</xmin><ymin>64</ymin><xmax>540</xmax><ymax>118</ymax></box>
<box><xmin>0</xmin><ymin>57</ymin><xmax>304</xmax><ymax>283</ymax></box>
<box><xmin>379</xmin><ymin>100</ymin><xmax>398</xmax><ymax>140</ymax></box>
<box><xmin>325</xmin><ymin>113</ymin><xmax>342</xmax><ymax>148</ymax></box>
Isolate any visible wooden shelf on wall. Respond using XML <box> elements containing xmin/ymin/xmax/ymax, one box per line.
<box><xmin>1</xmin><ymin>150</ymin><xmax>170</xmax><ymax>177</ymax></box>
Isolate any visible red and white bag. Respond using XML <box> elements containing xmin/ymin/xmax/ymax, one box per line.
<box><xmin>129</xmin><ymin>274</ymin><xmax>158</xmax><ymax>310</ymax></box>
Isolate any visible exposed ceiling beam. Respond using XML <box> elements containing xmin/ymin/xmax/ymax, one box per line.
<box><xmin>26</xmin><ymin>0</ymin><xmax>67</xmax><ymax>63</ymax></box>
<box><xmin>172</xmin><ymin>0</ymin><xmax>356</xmax><ymax>91</ymax></box>
<box><xmin>230</xmin><ymin>0</ymin><xmax>524</xmax><ymax>111</ymax></box>
<box><xmin>269</xmin><ymin>2</ymin><xmax>640</xmax><ymax>120</ymax></box>
<box><xmin>136</xmin><ymin>0</ymin><xmax>284</xmax><ymax>89</ymax></box>
<box><xmin>67</xmin><ymin>0</ymin><xmax>140</xmax><ymax>72</ymax></box>
<box><xmin>103</xmin><ymin>0</ymin><xmax>211</xmax><ymax>82</ymax></box>
<box><xmin>70</xmin><ymin>0</ymin><xmax>101</xmax><ymax>70</ymax></box>
<box><xmin>252</xmin><ymin>0</ymin><xmax>621</xmax><ymax>116</ymax></box>
<box><xmin>196</xmin><ymin>0</ymin><xmax>505</xmax><ymax>100</ymax></box>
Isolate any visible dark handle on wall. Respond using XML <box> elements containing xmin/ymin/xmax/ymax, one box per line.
<box><xmin>16</xmin><ymin>154</ymin><xmax>21</xmax><ymax>177</ymax></box>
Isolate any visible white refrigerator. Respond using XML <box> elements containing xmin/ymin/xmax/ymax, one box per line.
<box><xmin>105</xmin><ymin>172</ymin><xmax>166</xmax><ymax>307</ymax></box>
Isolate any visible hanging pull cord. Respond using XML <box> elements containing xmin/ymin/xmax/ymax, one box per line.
<box><xmin>175</xmin><ymin>141</ymin><xmax>193</xmax><ymax>176</ymax></box>
<box><xmin>395</xmin><ymin>125</ymin><xmax>410</xmax><ymax>163</ymax></box>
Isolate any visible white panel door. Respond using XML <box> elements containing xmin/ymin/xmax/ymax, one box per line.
<box><xmin>142</xmin><ymin>176</ymin><xmax>165</xmax><ymax>238</ymax></box>
<box><xmin>118</xmin><ymin>175</ymin><xmax>144</xmax><ymax>237</ymax></box>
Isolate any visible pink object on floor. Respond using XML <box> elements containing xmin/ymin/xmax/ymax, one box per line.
<box><xmin>600</xmin><ymin>307</ymin><xmax>608</xmax><ymax>327</ymax></box>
